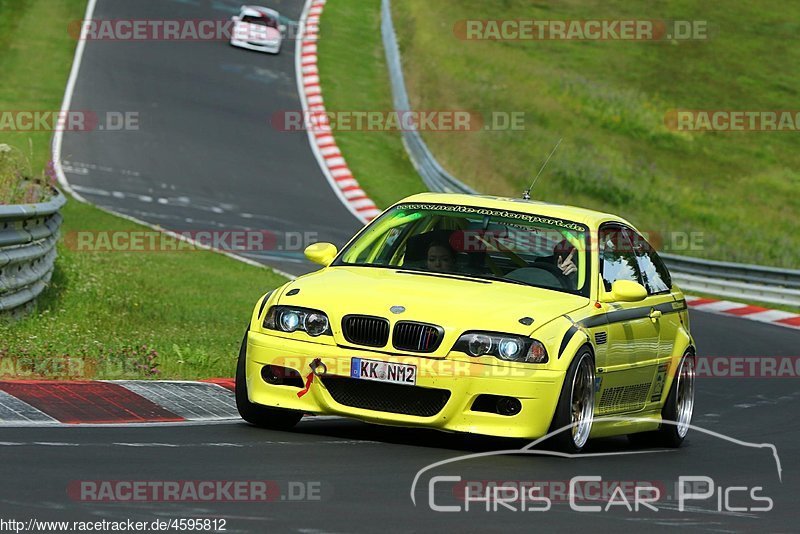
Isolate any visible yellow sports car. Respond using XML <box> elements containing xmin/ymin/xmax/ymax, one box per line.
<box><xmin>236</xmin><ymin>193</ymin><xmax>696</xmax><ymax>452</ymax></box>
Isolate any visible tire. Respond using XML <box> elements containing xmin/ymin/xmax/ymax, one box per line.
<box><xmin>627</xmin><ymin>351</ymin><xmax>696</xmax><ymax>448</ymax></box>
<box><xmin>656</xmin><ymin>351</ymin><xmax>696</xmax><ymax>447</ymax></box>
<box><xmin>235</xmin><ymin>331</ymin><xmax>303</xmax><ymax>430</ymax></box>
<box><xmin>547</xmin><ymin>348</ymin><xmax>595</xmax><ymax>453</ymax></box>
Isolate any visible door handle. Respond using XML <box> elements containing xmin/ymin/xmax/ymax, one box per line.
<box><xmin>649</xmin><ymin>308</ymin><xmax>662</xmax><ymax>322</ymax></box>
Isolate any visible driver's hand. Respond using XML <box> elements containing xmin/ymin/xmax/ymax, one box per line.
<box><xmin>557</xmin><ymin>250</ymin><xmax>578</xmax><ymax>276</ymax></box>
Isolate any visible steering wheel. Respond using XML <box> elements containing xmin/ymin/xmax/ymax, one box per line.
<box><xmin>530</xmin><ymin>262</ymin><xmax>572</xmax><ymax>290</ymax></box>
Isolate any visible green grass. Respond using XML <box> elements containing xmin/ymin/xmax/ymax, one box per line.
<box><xmin>0</xmin><ymin>0</ymin><xmax>72</xmax><ymax>204</ymax></box>
<box><xmin>0</xmin><ymin>0</ymin><xmax>84</xmax><ymax>173</ymax></box>
<box><xmin>316</xmin><ymin>0</ymin><xmax>426</xmax><ymax>208</ymax></box>
<box><xmin>391</xmin><ymin>0</ymin><xmax>800</xmax><ymax>268</ymax></box>
<box><xmin>0</xmin><ymin>0</ymin><xmax>288</xmax><ymax>379</ymax></box>
<box><xmin>323</xmin><ymin>0</ymin><xmax>799</xmax><ymax>267</ymax></box>
<box><xmin>0</xmin><ymin>200</ymin><xmax>287</xmax><ymax>379</ymax></box>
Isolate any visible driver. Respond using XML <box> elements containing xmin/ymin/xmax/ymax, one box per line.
<box><xmin>426</xmin><ymin>240</ymin><xmax>457</xmax><ymax>272</ymax></box>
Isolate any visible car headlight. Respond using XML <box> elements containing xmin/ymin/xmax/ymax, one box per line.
<box><xmin>453</xmin><ymin>331</ymin><xmax>548</xmax><ymax>364</ymax></box>
<box><xmin>304</xmin><ymin>312</ymin><xmax>329</xmax><ymax>337</ymax></box>
<box><xmin>264</xmin><ymin>306</ymin><xmax>331</xmax><ymax>337</ymax></box>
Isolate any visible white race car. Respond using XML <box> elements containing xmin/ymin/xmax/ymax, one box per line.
<box><xmin>230</xmin><ymin>6</ymin><xmax>284</xmax><ymax>54</ymax></box>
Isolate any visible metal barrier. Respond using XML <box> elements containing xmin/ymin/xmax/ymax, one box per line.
<box><xmin>381</xmin><ymin>0</ymin><xmax>474</xmax><ymax>194</ymax></box>
<box><xmin>662</xmin><ymin>254</ymin><xmax>800</xmax><ymax>307</ymax></box>
<box><xmin>0</xmin><ymin>190</ymin><xmax>66</xmax><ymax>317</ymax></box>
<box><xmin>381</xmin><ymin>0</ymin><xmax>798</xmax><ymax>308</ymax></box>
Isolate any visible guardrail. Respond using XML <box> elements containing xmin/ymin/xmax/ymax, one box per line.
<box><xmin>381</xmin><ymin>0</ymin><xmax>798</xmax><ymax>309</ymax></box>
<box><xmin>381</xmin><ymin>0</ymin><xmax>474</xmax><ymax>195</ymax></box>
<box><xmin>661</xmin><ymin>254</ymin><xmax>800</xmax><ymax>307</ymax></box>
<box><xmin>0</xmin><ymin>190</ymin><xmax>66</xmax><ymax>317</ymax></box>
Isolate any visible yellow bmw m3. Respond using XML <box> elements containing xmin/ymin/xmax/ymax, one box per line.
<box><xmin>236</xmin><ymin>193</ymin><xmax>696</xmax><ymax>452</ymax></box>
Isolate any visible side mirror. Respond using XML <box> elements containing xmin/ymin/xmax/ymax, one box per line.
<box><xmin>304</xmin><ymin>242</ymin><xmax>338</xmax><ymax>267</ymax></box>
<box><xmin>606</xmin><ymin>280</ymin><xmax>648</xmax><ymax>302</ymax></box>
<box><xmin>232</xmin><ymin>15</ymin><xmax>240</xmax><ymax>22</ymax></box>
<box><xmin>279</xmin><ymin>24</ymin><xmax>287</xmax><ymax>34</ymax></box>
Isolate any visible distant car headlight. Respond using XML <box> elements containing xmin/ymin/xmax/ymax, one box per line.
<box><xmin>454</xmin><ymin>331</ymin><xmax>548</xmax><ymax>364</ymax></box>
<box><xmin>264</xmin><ymin>306</ymin><xmax>331</xmax><ymax>336</ymax></box>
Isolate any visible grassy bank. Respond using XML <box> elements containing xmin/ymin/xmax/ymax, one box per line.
<box><xmin>389</xmin><ymin>0</ymin><xmax>800</xmax><ymax>268</ymax></box>
<box><xmin>0</xmin><ymin>0</ymin><xmax>287</xmax><ymax>379</ymax></box>
<box><xmin>320</xmin><ymin>0</ymin><xmax>798</xmax><ymax>267</ymax></box>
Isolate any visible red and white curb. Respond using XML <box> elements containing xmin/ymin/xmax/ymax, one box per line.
<box><xmin>296</xmin><ymin>0</ymin><xmax>382</xmax><ymax>224</ymax></box>
<box><xmin>0</xmin><ymin>380</ymin><xmax>238</xmax><ymax>425</ymax></box>
<box><xmin>686</xmin><ymin>295</ymin><xmax>800</xmax><ymax>330</ymax></box>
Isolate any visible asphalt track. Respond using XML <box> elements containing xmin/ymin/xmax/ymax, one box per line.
<box><xmin>1</xmin><ymin>312</ymin><xmax>798</xmax><ymax>531</ymax></box>
<box><xmin>61</xmin><ymin>0</ymin><xmax>360</xmax><ymax>276</ymax></box>
<box><xmin>33</xmin><ymin>0</ymin><xmax>800</xmax><ymax>531</ymax></box>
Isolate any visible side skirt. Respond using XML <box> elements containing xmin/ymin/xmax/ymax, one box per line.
<box><xmin>588</xmin><ymin>411</ymin><xmax>662</xmax><ymax>439</ymax></box>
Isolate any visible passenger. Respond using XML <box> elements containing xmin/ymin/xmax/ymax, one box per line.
<box><xmin>553</xmin><ymin>239</ymin><xmax>578</xmax><ymax>287</ymax></box>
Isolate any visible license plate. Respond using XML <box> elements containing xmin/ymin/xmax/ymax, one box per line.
<box><xmin>350</xmin><ymin>358</ymin><xmax>416</xmax><ymax>386</ymax></box>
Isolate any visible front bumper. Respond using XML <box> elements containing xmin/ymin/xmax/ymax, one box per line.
<box><xmin>230</xmin><ymin>39</ymin><xmax>281</xmax><ymax>54</ymax></box>
<box><xmin>245</xmin><ymin>330</ymin><xmax>565</xmax><ymax>439</ymax></box>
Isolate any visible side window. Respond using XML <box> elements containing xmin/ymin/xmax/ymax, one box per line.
<box><xmin>599</xmin><ymin>226</ymin><xmax>642</xmax><ymax>292</ymax></box>
<box><xmin>630</xmin><ymin>231</ymin><xmax>672</xmax><ymax>294</ymax></box>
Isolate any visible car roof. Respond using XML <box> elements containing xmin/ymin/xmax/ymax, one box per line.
<box><xmin>241</xmin><ymin>5</ymin><xmax>279</xmax><ymax>18</ymax></box>
<box><xmin>393</xmin><ymin>192</ymin><xmax>634</xmax><ymax>229</ymax></box>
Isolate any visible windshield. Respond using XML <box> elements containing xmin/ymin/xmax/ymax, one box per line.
<box><xmin>334</xmin><ymin>202</ymin><xmax>591</xmax><ymax>296</ymax></box>
<box><xmin>242</xmin><ymin>15</ymin><xmax>278</xmax><ymax>28</ymax></box>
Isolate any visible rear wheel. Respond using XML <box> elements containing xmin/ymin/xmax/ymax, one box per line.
<box><xmin>235</xmin><ymin>331</ymin><xmax>303</xmax><ymax>430</ymax></box>
<box><xmin>628</xmin><ymin>351</ymin><xmax>695</xmax><ymax>448</ymax></box>
<box><xmin>548</xmin><ymin>349</ymin><xmax>595</xmax><ymax>453</ymax></box>
<box><xmin>657</xmin><ymin>351</ymin><xmax>696</xmax><ymax>447</ymax></box>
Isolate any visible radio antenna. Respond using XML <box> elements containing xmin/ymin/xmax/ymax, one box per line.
<box><xmin>523</xmin><ymin>137</ymin><xmax>563</xmax><ymax>200</ymax></box>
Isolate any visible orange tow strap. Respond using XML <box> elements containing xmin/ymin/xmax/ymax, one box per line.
<box><xmin>297</xmin><ymin>358</ymin><xmax>322</xmax><ymax>398</ymax></box>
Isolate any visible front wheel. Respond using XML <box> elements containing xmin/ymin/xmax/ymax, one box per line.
<box><xmin>548</xmin><ymin>349</ymin><xmax>595</xmax><ymax>453</ymax></box>
<box><xmin>235</xmin><ymin>331</ymin><xmax>303</xmax><ymax>430</ymax></box>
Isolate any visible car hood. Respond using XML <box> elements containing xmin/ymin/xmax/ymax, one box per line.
<box><xmin>276</xmin><ymin>266</ymin><xmax>588</xmax><ymax>350</ymax></box>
